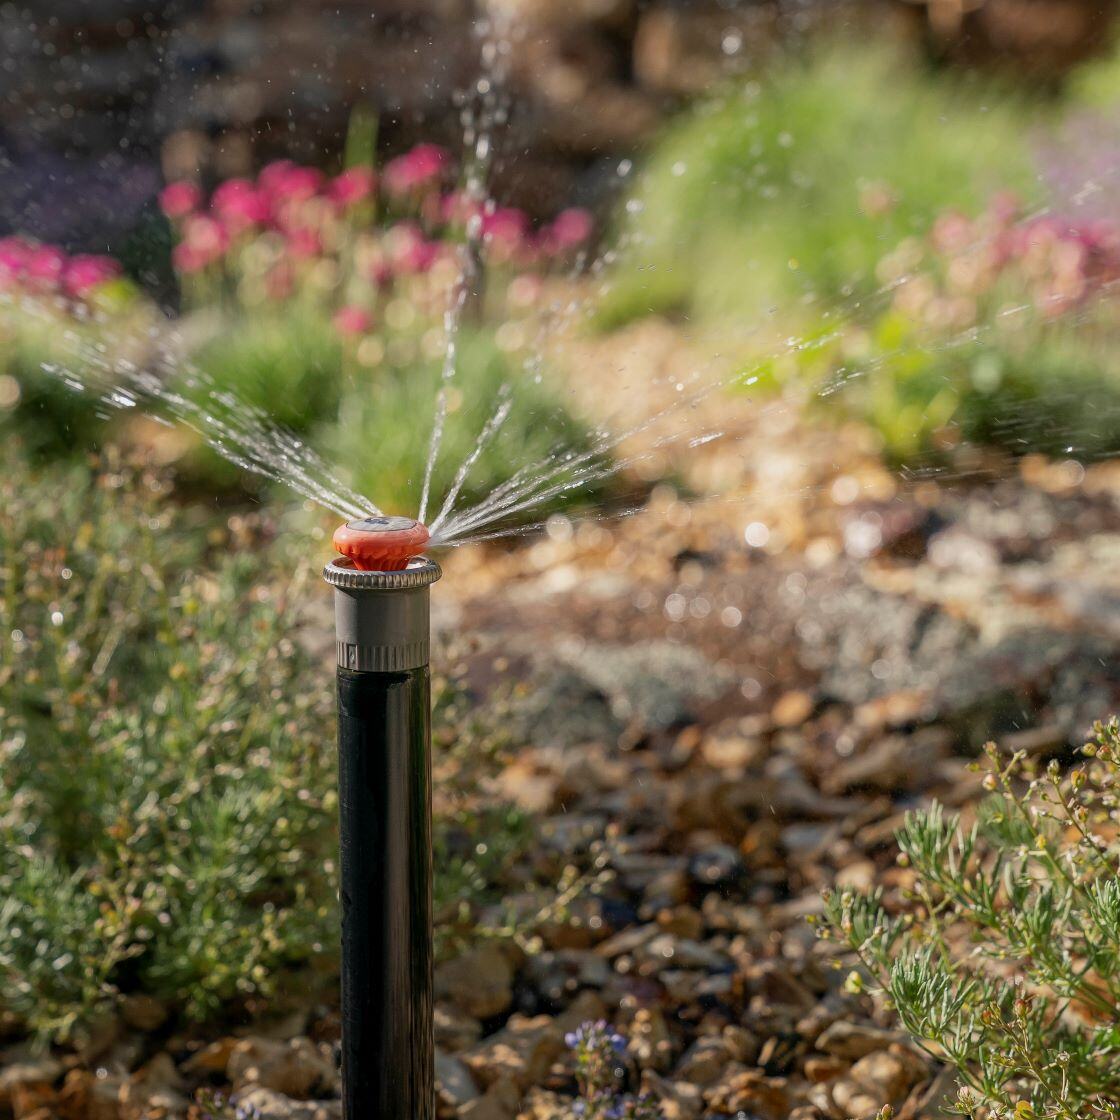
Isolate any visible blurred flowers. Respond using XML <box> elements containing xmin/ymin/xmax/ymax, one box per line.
<box><xmin>159</xmin><ymin>144</ymin><xmax>594</xmax><ymax>351</ymax></box>
<box><xmin>383</xmin><ymin>143</ymin><xmax>448</xmax><ymax>197</ymax></box>
<box><xmin>886</xmin><ymin>194</ymin><xmax>1120</xmax><ymax>326</ymax></box>
<box><xmin>0</xmin><ymin>235</ymin><xmax>121</xmax><ymax>300</ymax></box>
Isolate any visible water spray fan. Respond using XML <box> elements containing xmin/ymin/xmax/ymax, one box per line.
<box><xmin>323</xmin><ymin>516</ymin><xmax>441</xmax><ymax>1119</ymax></box>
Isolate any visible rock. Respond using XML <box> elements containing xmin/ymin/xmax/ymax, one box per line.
<box><xmin>456</xmin><ymin>1075</ymin><xmax>520</xmax><ymax>1120</ymax></box>
<box><xmin>830</xmin><ymin>1048</ymin><xmax>927</xmax><ymax>1118</ymax></box>
<box><xmin>704</xmin><ymin>1066</ymin><xmax>791</xmax><ymax>1120</ymax></box>
<box><xmin>10</xmin><ymin>1079</ymin><xmax>58</xmax><ymax>1119</ymax></box>
<box><xmin>227</xmin><ymin>1037</ymin><xmax>336</xmax><ymax>1098</ymax></box>
<box><xmin>655</xmin><ymin>905</ymin><xmax>704</xmax><ymax>941</ymax></box>
<box><xmin>722</xmin><ymin>1025</ymin><xmax>761</xmax><ymax>1066</ymax></box>
<box><xmin>436</xmin><ymin>1049</ymin><xmax>479</xmax><ymax>1110</ymax></box>
<box><xmin>0</xmin><ymin>1061</ymin><xmax>62</xmax><ymax>1111</ymax></box>
<box><xmin>234</xmin><ymin>1087</ymin><xmax>341</xmax><ymax>1119</ymax></box>
<box><xmin>120</xmin><ymin>994</ymin><xmax>169</xmax><ymax>1032</ymax></box>
<box><xmin>815</xmin><ymin>1021</ymin><xmax>903</xmax><ymax>1060</ymax></box>
<box><xmin>462</xmin><ymin>1015</ymin><xmax>565</xmax><ymax>1091</ymax></box>
<box><xmin>643</xmin><ymin>933</ymin><xmax>730</xmax><ymax>971</ymax></box>
<box><xmin>436</xmin><ymin>1003</ymin><xmax>484</xmax><ymax>1053</ymax></box>
<box><xmin>518</xmin><ymin>1086</ymin><xmax>570</xmax><ymax>1120</ymax></box>
<box><xmin>514</xmin><ymin>640</ymin><xmax>731</xmax><ymax>748</ymax></box>
<box><xmin>526</xmin><ymin>949</ymin><xmax>611</xmax><ymax>1002</ymax></box>
<box><xmin>435</xmin><ymin>944</ymin><xmax>516</xmax><ymax>1020</ymax></box>
<box><xmin>639</xmin><ymin>1070</ymin><xmax>703</xmax><ymax>1120</ymax></box>
<box><xmin>627</xmin><ymin>1007</ymin><xmax>674</xmax><ymax>1072</ymax></box>
<box><xmin>119</xmin><ymin>1053</ymin><xmax>188</xmax><ymax>1117</ymax></box>
<box><xmin>53</xmin><ymin>1067</ymin><xmax>123</xmax><ymax>1120</ymax></box>
<box><xmin>804</xmin><ymin>1055</ymin><xmax>848</xmax><ymax>1082</ymax></box>
<box><xmin>552</xmin><ymin>990</ymin><xmax>609</xmax><ymax>1035</ymax></box>
<box><xmin>821</xmin><ymin>728</ymin><xmax>952</xmax><ymax>796</ymax></box>
<box><xmin>596</xmin><ymin>922</ymin><xmax>659</xmax><ymax>959</ymax></box>
<box><xmin>772</xmin><ymin>690</ymin><xmax>815</xmax><ymax>728</ymax></box>
<box><xmin>182</xmin><ymin>1037</ymin><xmax>238</xmax><ymax>1074</ymax></box>
<box><xmin>674</xmin><ymin>1036</ymin><xmax>734</xmax><ymax>1086</ymax></box>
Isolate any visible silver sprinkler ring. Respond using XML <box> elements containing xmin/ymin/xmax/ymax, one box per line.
<box><xmin>323</xmin><ymin>557</ymin><xmax>441</xmax><ymax>672</ymax></box>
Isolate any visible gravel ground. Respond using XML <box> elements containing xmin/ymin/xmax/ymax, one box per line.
<box><xmin>6</xmin><ymin>321</ymin><xmax>1120</xmax><ymax>1119</ymax></box>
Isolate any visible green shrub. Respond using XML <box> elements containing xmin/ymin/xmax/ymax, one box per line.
<box><xmin>0</xmin><ymin>280</ymin><xmax>151</xmax><ymax>459</ymax></box>
<box><xmin>331</xmin><ymin>329</ymin><xmax>602</xmax><ymax>519</ymax></box>
<box><xmin>604</xmin><ymin>39</ymin><xmax>1038</xmax><ymax>325</ymax></box>
<box><xmin>190</xmin><ymin>309</ymin><xmax>344</xmax><ymax>435</ymax></box>
<box><xmin>841</xmin><ymin>311</ymin><xmax>1120</xmax><ymax>464</ymax></box>
<box><xmin>823</xmin><ymin>721</ymin><xmax>1120</xmax><ymax>1119</ymax></box>
<box><xmin>0</xmin><ymin>448</ymin><xmax>525</xmax><ymax>1041</ymax></box>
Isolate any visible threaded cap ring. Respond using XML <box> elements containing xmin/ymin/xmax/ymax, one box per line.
<box><xmin>322</xmin><ymin>556</ymin><xmax>442</xmax><ymax>591</ymax></box>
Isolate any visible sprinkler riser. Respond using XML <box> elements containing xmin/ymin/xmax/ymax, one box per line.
<box><xmin>324</xmin><ymin>557</ymin><xmax>441</xmax><ymax>1120</ymax></box>
<box><xmin>336</xmin><ymin>665</ymin><xmax>433</xmax><ymax>1120</ymax></box>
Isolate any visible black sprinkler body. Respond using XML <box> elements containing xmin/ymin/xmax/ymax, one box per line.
<box><xmin>323</xmin><ymin>550</ymin><xmax>441</xmax><ymax>1120</ymax></box>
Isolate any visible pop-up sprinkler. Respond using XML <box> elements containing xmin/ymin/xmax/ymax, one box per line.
<box><xmin>323</xmin><ymin>516</ymin><xmax>439</xmax><ymax>1119</ymax></box>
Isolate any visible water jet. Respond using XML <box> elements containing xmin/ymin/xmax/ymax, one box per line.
<box><xmin>323</xmin><ymin>516</ymin><xmax>441</xmax><ymax>1120</ymax></box>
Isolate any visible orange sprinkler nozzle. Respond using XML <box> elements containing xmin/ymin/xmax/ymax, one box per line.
<box><xmin>333</xmin><ymin>516</ymin><xmax>431</xmax><ymax>572</ymax></box>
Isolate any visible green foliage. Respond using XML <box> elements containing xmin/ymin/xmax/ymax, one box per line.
<box><xmin>0</xmin><ymin>282</ymin><xmax>150</xmax><ymax>458</ymax></box>
<box><xmin>604</xmin><ymin>38</ymin><xmax>1037</xmax><ymax>325</ymax></box>
<box><xmin>0</xmin><ymin>448</ymin><xmax>525</xmax><ymax>1041</ymax></box>
<box><xmin>332</xmin><ymin>329</ymin><xmax>601</xmax><ymax>517</ymax></box>
<box><xmin>190</xmin><ymin>309</ymin><xmax>344</xmax><ymax>435</ymax></box>
<box><xmin>823</xmin><ymin>721</ymin><xmax>1120</xmax><ymax>1119</ymax></box>
<box><xmin>839</xmin><ymin>312</ymin><xmax>1120</xmax><ymax>464</ymax></box>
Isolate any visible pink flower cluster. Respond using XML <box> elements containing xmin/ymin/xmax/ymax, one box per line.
<box><xmin>160</xmin><ymin>145</ymin><xmax>595</xmax><ymax>340</ymax></box>
<box><xmin>921</xmin><ymin>195</ymin><xmax>1120</xmax><ymax>321</ymax></box>
<box><xmin>0</xmin><ymin>236</ymin><xmax>121</xmax><ymax>299</ymax></box>
<box><xmin>161</xmin><ymin>159</ymin><xmax>379</xmax><ymax>273</ymax></box>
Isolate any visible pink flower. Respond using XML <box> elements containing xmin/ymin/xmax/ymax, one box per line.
<box><xmin>62</xmin><ymin>254</ymin><xmax>121</xmax><ymax>297</ymax></box>
<box><xmin>386</xmin><ymin>222</ymin><xmax>440</xmax><ymax>273</ymax></box>
<box><xmin>265</xmin><ymin>260</ymin><xmax>295</xmax><ymax>301</ymax></box>
<box><xmin>930</xmin><ymin>211</ymin><xmax>974</xmax><ymax>256</ymax></box>
<box><xmin>328</xmin><ymin>167</ymin><xmax>376</xmax><ymax>208</ymax></box>
<box><xmin>285</xmin><ymin>226</ymin><xmax>322</xmax><ymax>259</ymax></box>
<box><xmin>159</xmin><ymin>181</ymin><xmax>202</xmax><ymax>220</ymax></box>
<box><xmin>173</xmin><ymin>214</ymin><xmax>229</xmax><ymax>273</ymax></box>
<box><xmin>384</xmin><ymin>144</ymin><xmax>449</xmax><ymax>197</ymax></box>
<box><xmin>333</xmin><ymin>305</ymin><xmax>373</xmax><ymax>337</ymax></box>
<box><xmin>482</xmin><ymin>207</ymin><xmax>529</xmax><ymax>246</ymax></box>
<box><xmin>440</xmin><ymin>190</ymin><xmax>480</xmax><ymax>225</ymax></box>
<box><xmin>26</xmin><ymin>245</ymin><xmax>66</xmax><ymax>290</ymax></box>
<box><xmin>546</xmin><ymin>208</ymin><xmax>593</xmax><ymax>251</ymax></box>
<box><xmin>211</xmin><ymin>178</ymin><xmax>271</xmax><ymax>232</ymax></box>
<box><xmin>259</xmin><ymin>161</ymin><xmax>323</xmax><ymax>204</ymax></box>
<box><xmin>0</xmin><ymin>236</ymin><xmax>32</xmax><ymax>288</ymax></box>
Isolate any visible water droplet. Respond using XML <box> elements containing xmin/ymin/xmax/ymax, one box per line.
<box><xmin>744</xmin><ymin>522</ymin><xmax>770</xmax><ymax>548</ymax></box>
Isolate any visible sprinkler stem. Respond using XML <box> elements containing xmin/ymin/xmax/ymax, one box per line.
<box><xmin>323</xmin><ymin>556</ymin><xmax>441</xmax><ymax>1120</ymax></box>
